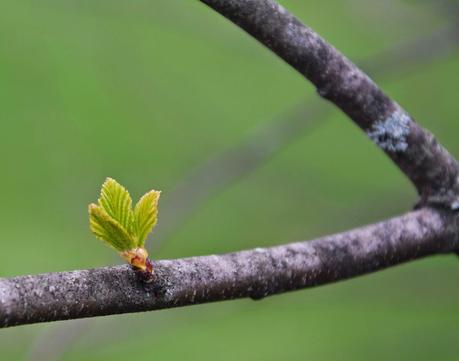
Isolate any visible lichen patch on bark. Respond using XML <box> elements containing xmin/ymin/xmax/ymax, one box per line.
<box><xmin>367</xmin><ymin>110</ymin><xmax>411</xmax><ymax>152</ymax></box>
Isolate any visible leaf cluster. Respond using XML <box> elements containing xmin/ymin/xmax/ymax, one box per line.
<box><xmin>89</xmin><ymin>178</ymin><xmax>160</xmax><ymax>252</ymax></box>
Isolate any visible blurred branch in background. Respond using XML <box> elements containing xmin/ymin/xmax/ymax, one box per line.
<box><xmin>26</xmin><ymin>18</ymin><xmax>459</xmax><ymax>361</ymax></box>
<box><xmin>155</xmin><ymin>101</ymin><xmax>326</xmax><ymax>246</ymax></box>
<box><xmin>432</xmin><ymin>0</ymin><xmax>459</xmax><ymax>20</ymax></box>
<box><xmin>362</xmin><ymin>21</ymin><xmax>459</xmax><ymax>76</ymax></box>
<box><xmin>155</xmin><ymin>19</ymin><xmax>459</xmax><ymax>247</ymax></box>
<box><xmin>2</xmin><ymin>0</ymin><xmax>459</xmax><ymax>329</ymax></box>
<box><xmin>26</xmin><ymin>319</ymin><xmax>88</xmax><ymax>361</ymax></box>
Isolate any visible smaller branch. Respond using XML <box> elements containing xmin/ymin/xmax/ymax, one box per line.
<box><xmin>156</xmin><ymin>21</ymin><xmax>459</xmax><ymax>246</ymax></box>
<box><xmin>1</xmin><ymin>208</ymin><xmax>458</xmax><ymax>328</ymax></box>
<box><xmin>200</xmin><ymin>0</ymin><xmax>459</xmax><ymax>208</ymax></box>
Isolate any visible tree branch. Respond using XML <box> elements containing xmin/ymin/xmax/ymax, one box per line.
<box><xmin>24</xmin><ymin>23</ymin><xmax>459</xmax><ymax>359</ymax></box>
<box><xmin>156</xmin><ymin>21</ymin><xmax>459</xmax><ymax>246</ymax></box>
<box><xmin>1</xmin><ymin>208</ymin><xmax>457</xmax><ymax>328</ymax></box>
<box><xmin>2</xmin><ymin>1</ymin><xmax>459</xmax><ymax>329</ymax></box>
<box><xmin>200</xmin><ymin>0</ymin><xmax>459</xmax><ymax>209</ymax></box>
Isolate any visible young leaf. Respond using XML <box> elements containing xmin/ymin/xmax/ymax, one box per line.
<box><xmin>134</xmin><ymin>190</ymin><xmax>160</xmax><ymax>247</ymax></box>
<box><xmin>98</xmin><ymin>178</ymin><xmax>134</xmax><ymax>235</ymax></box>
<box><xmin>89</xmin><ymin>177</ymin><xmax>160</xmax><ymax>279</ymax></box>
<box><xmin>88</xmin><ymin>204</ymin><xmax>136</xmax><ymax>251</ymax></box>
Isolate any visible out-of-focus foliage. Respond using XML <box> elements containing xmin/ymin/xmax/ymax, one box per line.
<box><xmin>0</xmin><ymin>1</ymin><xmax>458</xmax><ymax>360</ymax></box>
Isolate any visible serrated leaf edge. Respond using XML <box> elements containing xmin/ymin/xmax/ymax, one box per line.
<box><xmin>134</xmin><ymin>190</ymin><xmax>161</xmax><ymax>247</ymax></box>
<box><xmin>88</xmin><ymin>203</ymin><xmax>136</xmax><ymax>252</ymax></box>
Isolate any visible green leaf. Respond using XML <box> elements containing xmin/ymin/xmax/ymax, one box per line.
<box><xmin>88</xmin><ymin>204</ymin><xmax>136</xmax><ymax>251</ymax></box>
<box><xmin>98</xmin><ymin>178</ymin><xmax>134</xmax><ymax>235</ymax></box>
<box><xmin>89</xmin><ymin>178</ymin><xmax>161</xmax><ymax>252</ymax></box>
<box><xmin>134</xmin><ymin>190</ymin><xmax>160</xmax><ymax>247</ymax></box>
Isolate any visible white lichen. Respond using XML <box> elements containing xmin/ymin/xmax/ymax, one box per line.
<box><xmin>450</xmin><ymin>199</ymin><xmax>459</xmax><ymax>211</ymax></box>
<box><xmin>367</xmin><ymin>110</ymin><xmax>411</xmax><ymax>152</ymax></box>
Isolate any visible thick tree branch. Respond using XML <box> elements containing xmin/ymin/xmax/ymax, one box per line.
<box><xmin>2</xmin><ymin>1</ymin><xmax>458</xmax><ymax>330</ymax></box>
<box><xmin>1</xmin><ymin>208</ymin><xmax>458</xmax><ymax>328</ymax></box>
<box><xmin>200</xmin><ymin>0</ymin><xmax>459</xmax><ymax>208</ymax></box>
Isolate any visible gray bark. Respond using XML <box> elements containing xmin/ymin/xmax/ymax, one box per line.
<box><xmin>1</xmin><ymin>208</ymin><xmax>458</xmax><ymax>328</ymax></box>
<box><xmin>1</xmin><ymin>0</ymin><xmax>458</xmax><ymax>328</ymax></box>
<box><xmin>200</xmin><ymin>0</ymin><xmax>459</xmax><ymax>209</ymax></box>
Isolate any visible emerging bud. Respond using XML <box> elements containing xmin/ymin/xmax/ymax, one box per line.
<box><xmin>121</xmin><ymin>247</ymin><xmax>150</xmax><ymax>271</ymax></box>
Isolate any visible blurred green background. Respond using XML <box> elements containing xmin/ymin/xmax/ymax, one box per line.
<box><xmin>1</xmin><ymin>0</ymin><xmax>458</xmax><ymax>360</ymax></box>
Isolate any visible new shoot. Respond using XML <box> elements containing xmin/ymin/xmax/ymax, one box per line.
<box><xmin>88</xmin><ymin>178</ymin><xmax>160</xmax><ymax>282</ymax></box>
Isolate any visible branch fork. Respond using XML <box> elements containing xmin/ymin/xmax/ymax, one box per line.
<box><xmin>1</xmin><ymin>0</ymin><xmax>458</xmax><ymax>328</ymax></box>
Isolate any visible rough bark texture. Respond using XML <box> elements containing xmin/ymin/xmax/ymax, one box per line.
<box><xmin>200</xmin><ymin>0</ymin><xmax>459</xmax><ymax>208</ymax></box>
<box><xmin>1</xmin><ymin>208</ymin><xmax>458</xmax><ymax>328</ymax></box>
<box><xmin>155</xmin><ymin>21</ymin><xmax>459</xmax><ymax>248</ymax></box>
<box><xmin>1</xmin><ymin>1</ymin><xmax>459</xmax><ymax>329</ymax></box>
